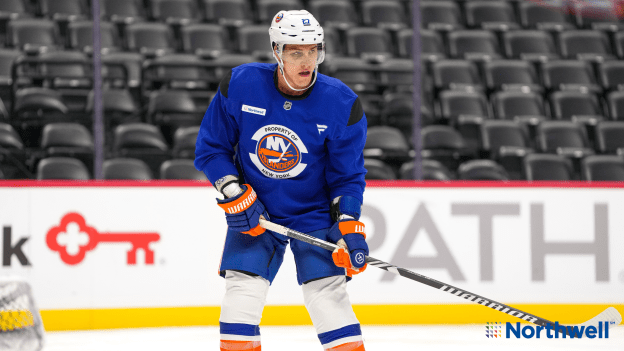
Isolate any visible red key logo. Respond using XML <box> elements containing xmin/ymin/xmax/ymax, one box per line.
<box><xmin>46</xmin><ymin>213</ymin><xmax>161</xmax><ymax>265</ymax></box>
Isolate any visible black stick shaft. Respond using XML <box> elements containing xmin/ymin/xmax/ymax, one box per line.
<box><xmin>259</xmin><ymin>219</ymin><xmax>556</xmax><ymax>328</ymax></box>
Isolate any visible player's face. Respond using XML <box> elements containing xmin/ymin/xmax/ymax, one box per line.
<box><xmin>279</xmin><ymin>44</ymin><xmax>318</xmax><ymax>89</ymax></box>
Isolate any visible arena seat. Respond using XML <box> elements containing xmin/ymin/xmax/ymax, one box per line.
<box><xmin>256</xmin><ymin>0</ymin><xmax>303</xmax><ymax>23</ymax></box>
<box><xmin>364</xmin><ymin>126</ymin><xmax>412</xmax><ymax>166</ymax></box>
<box><xmin>548</xmin><ymin>91</ymin><xmax>603</xmax><ymax>124</ymax></box>
<box><xmin>581</xmin><ymin>155</ymin><xmax>624</xmax><ymax>181</ymax></box>
<box><xmin>537</xmin><ymin>121</ymin><xmax>593</xmax><ymax>157</ymax></box>
<box><xmin>363</xmin><ymin>158</ymin><xmax>396</xmax><ymax>180</ymax></box>
<box><xmin>200</xmin><ymin>0</ymin><xmax>252</xmax><ymax>27</ymax></box>
<box><xmin>464</xmin><ymin>0</ymin><xmax>519</xmax><ymax>31</ymax></box>
<box><xmin>595</xmin><ymin>121</ymin><xmax>624</xmax><ymax>154</ymax></box>
<box><xmin>447</xmin><ymin>29</ymin><xmax>502</xmax><ymax>60</ymax></box>
<box><xmin>360</xmin><ymin>0</ymin><xmax>408</xmax><ymax>31</ymax></box>
<box><xmin>100</xmin><ymin>0</ymin><xmax>145</xmax><ymax>26</ymax></box>
<box><xmin>399</xmin><ymin>159</ymin><xmax>453</xmax><ymax>180</ymax></box>
<box><xmin>523</xmin><ymin>153</ymin><xmax>575</xmax><ymax>181</ymax></box>
<box><xmin>558</xmin><ymin>30</ymin><xmax>614</xmax><ymax>62</ymax></box>
<box><xmin>125</xmin><ymin>22</ymin><xmax>175</xmax><ymax>57</ymax></box>
<box><xmin>103</xmin><ymin>157</ymin><xmax>153</xmax><ymax>180</ymax></box>
<box><xmin>180</xmin><ymin>23</ymin><xmax>229</xmax><ymax>59</ymax></box>
<box><xmin>517</xmin><ymin>0</ymin><xmax>574</xmax><ymax>31</ymax></box>
<box><xmin>458</xmin><ymin>159</ymin><xmax>509</xmax><ymax>180</ymax></box>
<box><xmin>236</xmin><ymin>25</ymin><xmax>273</xmax><ymax>61</ymax></box>
<box><xmin>147</xmin><ymin>0</ymin><xmax>200</xmax><ymax>26</ymax></box>
<box><xmin>419</xmin><ymin>29</ymin><xmax>447</xmax><ymax>61</ymax></box>
<box><xmin>308</xmin><ymin>0</ymin><xmax>358</xmax><ymax>29</ymax></box>
<box><xmin>483</xmin><ymin>59</ymin><xmax>542</xmax><ymax>93</ymax></box>
<box><xmin>606</xmin><ymin>91</ymin><xmax>624</xmax><ymax>121</ymax></box>
<box><xmin>36</xmin><ymin>157</ymin><xmax>90</xmax><ymax>180</ymax></box>
<box><xmin>421</xmin><ymin>125</ymin><xmax>469</xmax><ymax>172</ymax></box>
<box><xmin>502</xmin><ymin>30</ymin><xmax>559</xmax><ymax>62</ymax></box>
<box><xmin>112</xmin><ymin>123</ymin><xmax>170</xmax><ymax>176</ymax></box>
<box><xmin>67</xmin><ymin>21</ymin><xmax>120</xmax><ymax>54</ymax></box>
<box><xmin>481</xmin><ymin>119</ymin><xmax>532</xmax><ymax>179</ymax></box>
<box><xmin>40</xmin><ymin>122</ymin><xmax>94</xmax><ymax>172</ymax></box>
<box><xmin>172</xmin><ymin>126</ymin><xmax>199</xmax><ymax>159</ymax></box>
<box><xmin>160</xmin><ymin>159</ymin><xmax>207</xmax><ymax>180</ymax></box>
<box><xmin>420</xmin><ymin>0</ymin><xmax>463</xmax><ymax>31</ymax></box>
<box><xmin>432</xmin><ymin>59</ymin><xmax>482</xmax><ymax>93</ymax></box>
<box><xmin>345</xmin><ymin>27</ymin><xmax>394</xmax><ymax>63</ymax></box>
<box><xmin>147</xmin><ymin>90</ymin><xmax>201</xmax><ymax>143</ymax></box>
<box><xmin>6</xmin><ymin>18</ymin><xmax>60</xmax><ymax>54</ymax></box>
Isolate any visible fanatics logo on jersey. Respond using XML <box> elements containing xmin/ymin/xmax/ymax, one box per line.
<box><xmin>249</xmin><ymin>124</ymin><xmax>309</xmax><ymax>179</ymax></box>
<box><xmin>317</xmin><ymin>124</ymin><xmax>327</xmax><ymax>134</ymax></box>
<box><xmin>242</xmin><ymin>104</ymin><xmax>266</xmax><ymax>116</ymax></box>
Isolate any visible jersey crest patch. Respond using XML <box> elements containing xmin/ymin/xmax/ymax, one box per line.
<box><xmin>250</xmin><ymin>124</ymin><xmax>308</xmax><ymax>179</ymax></box>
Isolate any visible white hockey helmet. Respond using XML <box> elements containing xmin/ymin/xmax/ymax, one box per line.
<box><xmin>269</xmin><ymin>10</ymin><xmax>325</xmax><ymax>66</ymax></box>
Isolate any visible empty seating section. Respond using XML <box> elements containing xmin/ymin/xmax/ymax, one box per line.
<box><xmin>1</xmin><ymin>0</ymin><xmax>624</xmax><ymax>180</ymax></box>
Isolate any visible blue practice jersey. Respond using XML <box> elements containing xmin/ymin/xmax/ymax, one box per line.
<box><xmin>195</xmin><ymin>63</ymin><xmax>367</xmax><ymax>233</ymax></box>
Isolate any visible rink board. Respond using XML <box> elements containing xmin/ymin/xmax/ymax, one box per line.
<box><xmin>0</xmin><ymin>180</ymin><xmax>622</xmax><ymax>330</ymax></box>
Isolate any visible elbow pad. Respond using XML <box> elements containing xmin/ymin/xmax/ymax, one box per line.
<box><xmin>330</xmin><ymin>196</ymin><xmax>362</xmax><ymax>222</ymax></box>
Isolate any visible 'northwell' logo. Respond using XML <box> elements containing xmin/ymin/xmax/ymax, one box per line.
<box><xmin>242</xmin><ymin>104</ymin><xmax>266</xmax><ymax>116</ymax></box>
<box><xmin>489</xmin><ymin>321</ymin><xmax>612</xmax><ymax>339</ymax></box>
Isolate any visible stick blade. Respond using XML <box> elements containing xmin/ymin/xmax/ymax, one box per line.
<box><xmin>575</xmin><ymin>307</ymin><xmax>622</xmax><ymax>327</ymax></box>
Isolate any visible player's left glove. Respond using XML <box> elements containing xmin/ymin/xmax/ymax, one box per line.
<box><xmin>328</xmin><ymin>219</ymin><xmax>368</xmax><ymax>276</ymax></box>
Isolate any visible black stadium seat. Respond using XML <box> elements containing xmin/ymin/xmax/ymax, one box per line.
<box><xmin>112</xmin><ymin>123</ymin><xmax>171</xmax><ymax>176</ymax></box>
<box><xmin>572</xmin><ymin>1</ymin><xmax>624</xmax><ymax>31</ymax></box>
<box><xmin>67</xmin><ymin>21</ymin><xmax>121</xmax><ymax>54</ymax></box>
<box><xmin>181</xmin><ymin>23</ymin><xmax>229</xmax><ymax>59</ymax></box>
<box><xmin>537</xmin><ymin>121</ymin><xmax>593</xmax><ymax>158</ymax></box>
<box><xmin>399</xmin><ymin>159</ymin><xmax>453</xmax><ymax>180</ymax></box>
<box><xmin>541</xmin><ymin>60</ymin><xmax>600</xmax><ymax>94</ymax></box>
<box><xmin>606</xmin><ymin>90</ymin><xmax>624</xmax><ymax>121</ymax></box>
<box><xmin>256</xmin><ymin>0</ymin><xmax>302</xmax><ymax>23</ymax></box>
<box><xmin>309</xmin><ymin>0</ymin><xmax>358</xmax><ymax>29</ymax></box>
<box><xmin>40</xmin><ymin>122</ymin><xmax>94</xmax><ymax>172</ymax></box>
<box><xmin>147</xmin><ymin>90</ymin><xmax>201</xmax><ymax>142</ymax></box>
<box><xmin>420</xmin><ymin>0</ymin><xmax>463</xmax><ymax>31</ymax></box>
<box><xmin>360</xmin><ymin>0</ymin><xmax>408</xmax><ymax>30</ymax></box>
<box><xmin>363</xmin><ymin>126</ymin><xmax>412</xmax><ymax>165</ymax></box>
<box><xmin>464</xmin><ymin>0</ymin><xmax>519</xmax><ymax>31</ymax></box>
<box><xmin>236</xmin><ymin>25</ymin><xmax>272</xmax><ymax>61</ymax></box>
<box><xmin>419</xmin><ymin>29</ymin><xmax>446</xmax><ymax>61</ymax></box>
<box><xmin>524</xmin><ymin>153</ymin><xmax>574</xmax><ymax>181</ymax></box>
<box><xmin>172</xmin><ymin>126</ymin><xmax>199</xmax><ymax>159</ymax></box>
<box><xmin>481</xmin><ymin>119</ymin><xmax>532</xmax><ymax>179</ymax></box>
<box><xmin>125</xmin><ymin>22</ymin><xmax>175</xmax><ymax>57</ymax></box>
<box><xmin>363</xmin><ymin>158</ymin><xmax>396</xmax><ymax>180</ymax></box>
<box><xmin>517</xmin><ymin>0</ymin><xmax>574</xmax><ymax>31</ymax></box>
<box><xmin>37</xmin><ymin>157</ymin><xmax>90</xmax><ymax>180</ymax></box>
<box><xmin>581</xmin><ymin>155</ymin><xmax>624</xmax><ymax>181</ymax></box>
<box><xmin>200</xmin><ymin>0</ymin><xmax>252</xmax><ymax>27</ymax></box>
<box><xmin>7</xmin><ymin>18</ymin><xmax>60</xmax><ymax>54</ymax></box>
<box><xmin>345</xmin><ymin>27</ymin><xmax>394</xmax><ymax>62</ymax></box>
<box><xmin>483</xmin><ymin>59</ymin><xmax>541</xmax><ymax>93</ymax></box>
<box><xmin>447</xmin><ymin>30</ymin><xmax>502</xmax><ymax>60</ymax></box>
<box><xmin>595</xmin><ymin>121</ymin><xmax>624</xmax><ymax>154</ymax></box>
<box><xmin>458</xmin><ymin>159</ymin><xmax>509</xmax><ymax>180</ymax></box>
<box><xmin>103</xmin><ymin>158</ymin><xmax>153</xmax><ymax>180</ymax></box>
<box><xmin>148</xmin><ymin>0</ymin><xmax>200</xmax><ymax>26</ymax></box>
<box><xmin>432</xmin><ymin>59</ymin><xmax>482</xmax><ymax>93</ymax></box>
<box><xmin>0</xmin><ymin>122</ymin><xmax>29</xmax><ymax>179</ymax></box>
<box><xmin>558</xmin><ymin>30</ymin><xmax>614</xmax><ymax>62</ymax></box>
<box><xmin>421</xmin><ymin>125</ymin><xmax>468</xmax><ymax>171</ymax></box>
<box><xmin>502</xmin><ymin>30</ymin><xmax>559</xmax><ymax>62</ymax></box>
<box><xmin>548</xmin><ymin>91</ymin><xmax>603</xmax><ymax>124</ymax></box>
<box><xmin>160</xmin><ymin>159</ymin><xmax>207</xmax><ymax>180</ymax></box>
<box><xmin>100</xmin><ymin>0</ymin><xmax>145</xmax><ymax>25</ymax></box>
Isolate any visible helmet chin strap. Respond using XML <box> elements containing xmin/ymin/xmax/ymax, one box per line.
<box><xmin>277</xmin><ymin>59</ymin><xmax>318</xmax><ymax>92</ymax></box>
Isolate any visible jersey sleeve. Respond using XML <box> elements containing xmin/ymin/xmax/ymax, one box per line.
<box><xmin>325</xmin><ymin>97</ymin><xmax>367</xmax><ymax>203</ymax></box>
<box><xmin>194</xmin><ymin>71</ymin><xmax>240</xmax><ymax>183</ymax></box>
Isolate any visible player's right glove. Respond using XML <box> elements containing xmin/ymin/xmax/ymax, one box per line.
<box><xmin>217</xmin><ymin>183</ymin><xmax>268</xmax><ymax>236</ymax></box>
<box><xmin>328</xmin><ymin>219</ymin><xmax>368</xmax><ymax>276</ymax></box>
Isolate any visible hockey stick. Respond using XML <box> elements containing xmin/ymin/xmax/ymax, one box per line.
<box><xmin>258</xmin><ymin>218</ymin><xmax>622</xmax><ymax>334</ymax></box>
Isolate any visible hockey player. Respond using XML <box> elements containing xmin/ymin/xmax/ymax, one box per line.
<box><xmin>195</xmin><ymin>10</ymin><xmax>368</xmax><ymax>351</ymax></box>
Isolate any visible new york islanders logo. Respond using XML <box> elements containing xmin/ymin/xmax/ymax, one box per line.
<box><xmin>250</xmin><ymin>125</ymin><xmax>308</xmax><ymax>179</ymax></box>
